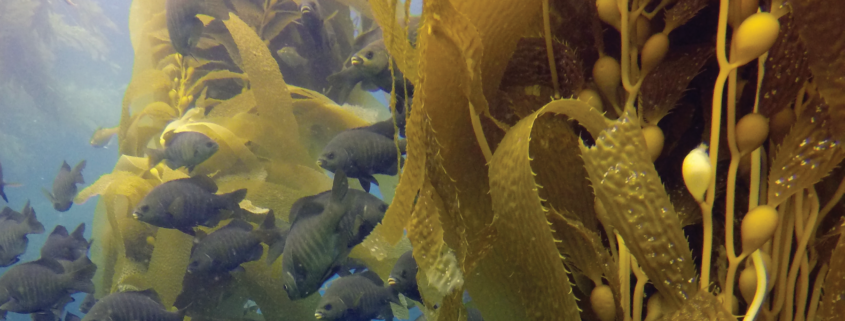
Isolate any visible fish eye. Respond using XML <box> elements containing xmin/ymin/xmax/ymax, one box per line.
<box><xmin>283</xmin><ymin>284</ymin><xmax>288</xmax><ymax>291</ymax></box>
<box><xmin>324</xmin><ymin>304</ymin><xmax>332</xmax><ymax>311</ymax></box>
<box><xmin>401</xmin><ymin>271</ymin><xmax>407</xmax><ymax>278</ymax></box>
<box><xmin>327</xmin><ymin>152</ymin><xmax>335</xmax><ymax>160</ymax></box>
<box><xmin>140</xmin><ymin>205</ymin><xmax>149</xmax><ymax>213</ymax></box>
<box><xmin>365</xmin><ymin>51</ymin><xmax>374</xmax><ymax>59</ymax></box>
<box><xmin>206</xmin><ymin>142</ymin><xmax>214</xmax><ymax>148</ymax></box>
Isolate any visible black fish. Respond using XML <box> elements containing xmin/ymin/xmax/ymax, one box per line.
<box><xmin>132</xmin><ymin>175</ymin><xmax>247</xmax><ymax>236</ymax></box>
<box><xmin>282</xmin><ymin>170</ymin><xmax>359</xmax><ymax>300</ymax></box>
<box><xmin>188</xmin><ymin>212</ymin><xmax>278</xmax><ymax>274</ymax></box>
<box><xmin>147</xmin><ymin>132</ymin><xmax>219</xmax><ymax>172</ymax></box>
<box><xmin>314</xmin><ymin>270</ymin><xmax>399</xmax><ymax>321</ymax></box>
<box><xmin>79</xmin><ymin>294</ymin><xmax>97</xmax><ymax>314</ymax></box>
<box><xmin>43</xmin><ymin>160</ymin><xmax>85</xmax><ymax>212</ymax></box>
<box><xmin>0</xmin><ymin>159</ymin><xmax>20</xmax><ymax>203</ymax></box>
<box><xmin>166</xmin><ymin>0</ymin><xmax>204</xmax><ymax>57</ymax></box>
<box><xmin>388</xmin><ymin>250</ymin><xmax>421</xmax><ymax>303</ymax></box>
<box><xmin>81</xmin><ymin>289</ymin><xmax>184</xmax><ymax>321</ymax></box>
<box><xmin>317</xmin><ymin>120</ymin><xmax>406</xmax><ymax>192</ymax></box>
<box><xmin>0</xmin><ymin>256</ymin><xmax>96</xmax><ymax>316</ymax></box>
<box><xmin>30</xmin><ymin>296</ymin><xmax>75</xmax><ymax>321</ymax></box>
<box><xmin>299</xmin><ymin>0</ymin><xmax>328</xmax><ymax>50</ymax></box>
<box><xmin>41</xmin><ymin>223</ymin><xmax>91</xmax><ymax>262</ymax></box>
<box><xmin>0</xmin><ymin>201</ymin><xmax>46</xmax><ymax>266</ymax></box>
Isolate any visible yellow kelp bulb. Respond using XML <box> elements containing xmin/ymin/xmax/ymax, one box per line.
<box><xmin>636</xmin><ymin>16</ymin><xmax>651</xmax><ymax>48</ymax></box>
<box><xmin>590</xmin><ymin>285</ymin><xmax>616</xmax><ymax>321</ymax></box>
<box><xmin>169</xmin><ymin>89</ymin><xmax>178</xmax><ymax>102</ymax></box>
<box><xmin>643</xmin><ymin>293</ymin><xmax>664</xmax><ymax>321</ymax></box>
<box><xmin>146</xmin><ymin>235</ymin><xmax>156</xmax><ymax>246</ymax></box>
<box><xmin>593</xmin><ymin>56</ymin><xmax>621</xmax><ymax>105</ymax></box>
<box><xmin>741</xmin><ymin>205</ymin><xmax>778</xmax><ymax>254</ymax></box>
<box><xmin>596</xmin><ymin>0</ymin><xmax>621</xmax><ymax>31</ymax></box>
<box><xmin>642</xmin><ymin>125</ymin><xmax>664</xmax><ymax>162</ymax></box>
<box><xmin>738</xmin><ymin>266</ymin><xmax>757</xmax><ymax>304</ymax></box>
<box><xmin>640</xmin><ymin>33</ymin><xmax>669</xmax><ymax>75</ymax></box>
<box><xmin>579</xmin><ymin>88</ymin><xmax>604</xmax><ymax>112</ymax></box>
<box><xmin>736</xmin><ymin>113</ymin><xmax>769</xmax><ymax>154</ymax></box>
<box><xmin>734</xmin><ymin>13</ymin><xmax>780</xmax><ymax>66</ymax></box>
<box><xmin>717</xmin><ymin>293</ymin><xmax>739</xmax><ymax>315</ymax></box>
<box><xmin>682</xmin><ymin>145</ymin><xmax>711</xmax><ymax>202</ymax></box>
<box><xmin>769</xmin><ymin>107</ymin><xmax>795</xmax><ymax>145</ymax></box>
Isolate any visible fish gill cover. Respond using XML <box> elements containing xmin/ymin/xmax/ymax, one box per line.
<box><xmin>66</xmin><ymin>0</ymin><xmax>845</xmax><ymax>321</ymax></box>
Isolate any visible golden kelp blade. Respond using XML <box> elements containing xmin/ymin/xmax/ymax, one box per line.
<box><xmin>146</xmin><ymin>229</ymin><xmax>193</xmax><ymax>308</ymax></box>
<box><xmin>487</xmin><ymin>101</ymin><xmax>592</xmax><ymax>321</ymax></box>
<box><xmin>768</xmin><ymin>102</ymin><xmax>845</xmax><ymax>207</ymax></box>
<box><xmin>369</xmin><ymin>0</ymin><xmax>418</xmax><ymax>84</ymax></box>
<box><xmin>578</xmin><ymin>106</ymin><xmax>697</xmax><ymax>309</ymax></box>
<box><xmin>657</xmin><ymin>291</ymin><xmax>734</xmax><ymax>321</ymax></box>
<box><xmin>819</xmin><ymin>220</ymin><xmax>845</xmax><ymax>320</ymax></box>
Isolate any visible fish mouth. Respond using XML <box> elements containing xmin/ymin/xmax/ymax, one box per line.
<box><xmin>301</xmin><ymin>6</ymin><xmax>312</xmax><ymax>14</ymax></box>
<box><xmin>314</xmin><ymin>313</ymin><xmax>323</xmax><ymax>319</ymax></box>
<box><xmin>387</xmin><ymin>278</ymin><xmax>397</xmax><ymax>286</ymax></box>
<box><xmin>132</xmin><ymin>212</ymin><xmax>141</xmax><ymax>220</ymax></box>
<box><xmin>316</xmin><ymin>159</ymin><xmax>326</xmax><ymax>168</ymax></box>
<box><xmin>351</xmin><ymin>56</ymin><xmax>362</xmax><ymax>66</ymax></box>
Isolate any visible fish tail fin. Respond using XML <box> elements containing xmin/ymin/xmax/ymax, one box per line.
<box><xmin>71</xmin><ymin>223</ymin><xmax>86</xmax><ymax>241</ymax></box>
<box><xmin>222</xmin><ymin>189</ymin><xmax>248</xmax><ymax>210</ymax></box>
<box><xmin>0</xmin><ymin>183</ymin><xmax>6</xmax><ymax>203</ymax></box>
<box><xmin>146</xmin><ymin>148</ymin><xmax>166</xmax><ymax>168</ymax></box>
<box><xmin>23</xmin><ymin>201</ymin><xmax>45</xmax><ymax>234</ymax></box>
<box><xmin>72</xmin><ymin>160</ymin><xmax>86</xmax><ymax>184</ymax></box>
<box><xmin>64</xmin><ymin>256</ymin><xmax>97</xmax><ymax>293</ymax></box>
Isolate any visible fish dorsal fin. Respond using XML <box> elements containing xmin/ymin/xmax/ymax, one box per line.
<box><xmin>184</xmin><ymin>175</ymin><xmax>218</xmax><ymax>193</ymax></box>
<box><xmin>133</xmin><ymin>289</ymin><xmax>164</xmax><ymax>306</ymax></box>
<box><xmin>71</xmin><ymin>223</ymin><xmax>86</xmax><ymax>240</ymax></box>
<box><xmin>289</xmin><ymin>195</ymin><xmax>327</xmax><ymax>223</ymax></box>
<box><xmin>331</xmin><ymin>170</ymin><xmax>349</xmax><ymax>204</ymax></box>
<box><xmin>29</xmin><ymin>257</ymin><xmax>66</xmax><ymax>274</ymax></box>
<box><xmin>260</xmin><ymin>210</ymin><xmax>276</xmax><ymax>230</ymax></box>
<box><xmin>226</xmin><ymin>219</ymin><xmax>254</xmax><ymax>231</ymax></box>
<box><xmin>168</xmin><ymin>197</ymin><xmax>186</xmax><ymax>217</ymax></box>
<box><xmin>50</xmin><ymin>225</ymin><xmax>70</xmax><ymax>237</ymax></box>
<box><xmin>356</xmin><ymin>270</ymin><xmax>384</xmax><ymax>286</ymax></box>
<box><xmin>363</xmin><ymin>120</ymin><xmax>396</xmax><ymax>138</ymax></box>
<box><xmin>0</xmin><ymin>207</ymin><xmax>22</xmax><ymax>222</ymax></box>
<box><xmin>22</xmin><ymin>200</ymin><xmax>33</xmax><ymax>217</ymax></box>
<box><xmin>60</xmin><ymin>160</ymin><xmax>72</xmax><ymax>173</ymax></box>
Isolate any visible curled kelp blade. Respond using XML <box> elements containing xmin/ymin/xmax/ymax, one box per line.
<box><xmin>577</xmin><ymin>104</ymin><xmax>698</xmax><ymax>309</ymax></box>
<box><xmin>819</xmin><ymin>220</ymin><xmax>845</xmax><ymax>319</ymax></box>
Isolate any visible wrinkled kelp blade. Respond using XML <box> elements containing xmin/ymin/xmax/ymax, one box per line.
<box><xmin>579</xmin><ymin>107</ymin><xmax>697</xmax><ymax>308</ymax></box>
<box><xmin>657</xmin><ymin>291</ymin><xmax>734</xmax><ymax>321</ymax></box>
<box><xmin>819</xmin><ymin>221</ymin><xmax>845</xmax><ymax>320</ymax></box>
<box><xmin>757</xmin><ymin>13</ymin><xmax>810</xmax><ymax>120</ymax></box>
<box><xmin>640</xmin><ymin>44</ymin><xmax>713</xmax><ymax>124</ymax></box>
<box><xmin>768</xmin><ymin>102</ymin><xmax>845</xmax><ymax>206</ymax></box>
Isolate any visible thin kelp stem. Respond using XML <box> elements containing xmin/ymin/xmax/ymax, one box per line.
<box><xmin>541</xmin><ymin>0</ymin><xmax>560</xmax><ymax>99</ymax></box>
<box><xmin>806</xmin><ymin>264</ymin><xmax>828</xmax><ymax>321</ymax></box>
<box><xmin>783</xmin><ymin>188</ymin><xmax>819</xmax><ymax>321</ymax></box>
<box><xmin>631</xmin><ymin>257</ymin><xmax>647</xmax><ymax>321</ymax></box>
<box><xmin>744</xmin><ymin>250</ymin><xmax>769</xmax><ymax>321</ymax></box>
<box><xmin>617</xmin><ymin>234</ymin><xmax>633</xmax><ymax>321</ymax></box>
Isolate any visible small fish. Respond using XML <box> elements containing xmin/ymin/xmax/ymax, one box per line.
<box><xmin>147</xmin><ymin>131</ymin><xmax>219</xmax><ymax>172</ymax></box>
<box><xmin>79</xmin><ymin>294</ymin><xmax>97</xmax><ymax>314</ymax></box>
<box><xmin>314</xmin><ymin>270</ymin><xmax>399</xmax><ymax>321</ymax></box>
<box><xmin>282</xmin><ymin>170</ymin><xmax>359</xmax><ymax>300</ymax></box>
<box><xmin>277</xmin><ymin>46</ymin><xmax>309</xmax><ymax>68</ymax></box>
<box><xmin>0</xmin><ymin>256</ymin><xmax>96</xmax><ymax>316</ymax></box>
<box><xmin>82</xmin><ymin>289</ymin><xmax>185</xmax><ymax>321</ymax></box>
<box><xmin>388</xmin><ymin>250</ymin><xmax>421</xmax><ymax>303</ymax></box>
<box><xmin>0</xmin><ymin>201</ymin><xmax>46</xmax><ymax>266</ymax></box>
<box><xmin>187</xmin><ymin>212</ymin><xmax>278</xmax><ymax>274</ymax></box>
<box><xmin>133</xmin><ymin>175</ymin><xmax>247</xmax><ymax>235</ymax></box>
<box><xmin>0</xmin><ymin>159</ymin><xmax>22</xmax><ymax>203</ymax></box>
<box><xmin>166</xmin><ymin>0</ymin><xmax>204</xmax><ymax>57</ymax></box>
<box><xmin>89</xmin><ymin>126</ymin><xmax>118</xmax><ymax>148</ymax></box>
<box><xmin>41</xmin><ymin>223</ymin><xmax>91</xmax><ymax>263</ymax></box>
<box><xmin>317</xmin><ymin>120</ymin><xmax>406</xmax><ymax>192</ymax></box>
<box><xmin>43</xmin><ymin>160</ymin><xmax>86</xmax><ymax>212</ymax></box>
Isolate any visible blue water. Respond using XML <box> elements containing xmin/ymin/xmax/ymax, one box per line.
<box><xmin>0</xmin><ymin>0</ymin><xmax>425</xmax><ymax>320</ymax></box>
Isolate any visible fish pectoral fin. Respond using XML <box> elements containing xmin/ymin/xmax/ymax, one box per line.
<box><xmin>42</xmin><ymin>188</ymin><xmax>56</xmax><ymax>203</ymax></box>
<box><xmin>358</xmin><ymin>179</ymin><xmax>371</xmax><ymax>193</ymax></box>
<box><xmin>168</xmin><ymin>197</ymin><xmax>186</xmax><ymax>217</ymax></box>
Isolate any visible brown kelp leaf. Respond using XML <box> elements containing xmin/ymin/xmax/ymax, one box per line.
<box><xmin>260</xmin><ymin>10</ymin><xmax>300</xmax><ymax>42</ymax></box>
<box><xmin>118</xmin><ymin>69</ymin><xmax>172</xmax><ymax>155</ymax></box>
<box><xmin>758</xmin><ymin>13</ymin><xmax>811</xmax><ymax>120</ymax></box>
<box><xmin>641</xmin><ymin>44</ymin><xmax>713</xmax><ymax>124</ymax></box>
<box><xmin>223</xmin><ymin>13</ymin><xmax>311</xmax><ymax>166</ymax></box>
<box><xmin>664</xmin><ymin>0</ymin><xmax>709</xmax><ymax>32</ymax></box>
<box><xmin>207</xmin><ymin>90</ymin><xmax>256</xmax><ymax>118</ymax></box>
<box><xmin>187</xmin><ymin>69</ymin><xmax>247</xmax><ymax>98</ymax></box>
<box><xmin>792</xmin><ymin>0</ymin><xmax>845</xmax><ymax>138</ymax></box>
<box><xmin>369</xmin><ymin>0</ymin><xmax>418</xmax><ymax>84</ymax></box>
<box><xmin>657</xmin><ymin>291</ymin><xmax>734</xmax><ymax>321</ymax></box>
<box><xmin>579</xmin><ymin>108</ymin><xmax>697</xmax><ymax>308</ymax></box>
<box><xmin>487</xmin><ymin>101</ymin><xmax>590</xmax><ymax>320</ymax></box>
<box><xmin>145</xmin><ymin>229</ymin><xmax>193</xmax><ymax>308</ymax></box>
<box><xmin>819</xmin><ymin>219</ymin><xmax>845</xmax><ymax>320</ymax></box>
<box><xmin>768</xmin><ymin>101</ymin><xmax>845</xmax><ymax>206</ymax></box>
<box><xmin>452</xmin><ymin>0</ymin><xmax>541</xmax><ymax>102</ymax></box>
<box><xmin>548</xmin><ymin>0</ymin><xmax>604</xmax><ymax>75</ymax></box>
<box><xmin>500</xmin><ymin>38</ymin><xmax>585</xmax><ymax>99</ymax></box>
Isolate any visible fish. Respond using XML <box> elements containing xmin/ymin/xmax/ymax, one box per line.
<box><xmin>299</xmin><ymin>0</ymin><xmax>328</xmax><ymax>50</ymax></box>
<box><xmin>41</xmin><ymin>223</ymin><xmax>91</xmax><ymax>263</ymax></box>
<box><xmin>277</xmin><ymin>46</ymin><xmax>309</xmax><ymax>68</ymax></box>
<box><xmin>0</xmin><ymin>159</ymin><xmax>22</xmax><ymax>203</ymax></box>
<box><xmin>43</xmin><ymin>160</ymin><xmax>86</xmax><ymax>212</ymax></box>
<box><xmin>413</xmin><ymin>307</ymin><xmax>483</xmax><ymax>321</ymax></box>
<box><xmin>317</xmin><ymin>120</ymin><xmax>406</xmax><ymax>192</ymax></box>
<box><xmin>314</xmin><ymin>270</ymin><xmax>399</xmax><ymax>321</ymax></box>
<box><xmin>147</xmin><ymin>131</ymin><xmax>219</xmax><ymax>172</ymax></box>
<box><xmin>0</xmin><ymin>256</ymin><xmax>96</xmax><ymax>316</ymax></box>
<box><xmin>0</xmin><ymin>201</ymin><xmax>46</xmax><ymax>267</ymax></box>
<box><xmin>30</xmin><ymin>296</ymin><xmax>75</xmax><ymax>321</ymax></box>
<box><xmin>187</xmin><ymin>212</ymin><xmax>279</xmax><ymax>274</ymax></box>
<box><xmin>388</xmin><ymin>250</ymin><xmax>421</xmax><ymax>303</ymax></box>
<box><xmin>81</xmin><ymin>289</ymin><xmax>185</xmax><ymax>321</ymax></box>
<box><xmin>132</xmin><ymin>175</ymin><xmax>247</xmax><ymax>236</ymax></box>
<box><xmin>282</xmin><ymin>169</ymin><xmax>360</xmax><ymax>300</ymax></box>
<box><xmin>79</xmin><ymin>294</ymin><xmax>97</xmax><ymax>314</ymax></box>
<box><xmin>166</xmin><ymin>0</ymin><xmax>204</xmax><ymax>57</ymax></box>
<box><xmin>89</xmin><ymin>126</ymin><xmax>118</xmax><ymax>148</ymax></box>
